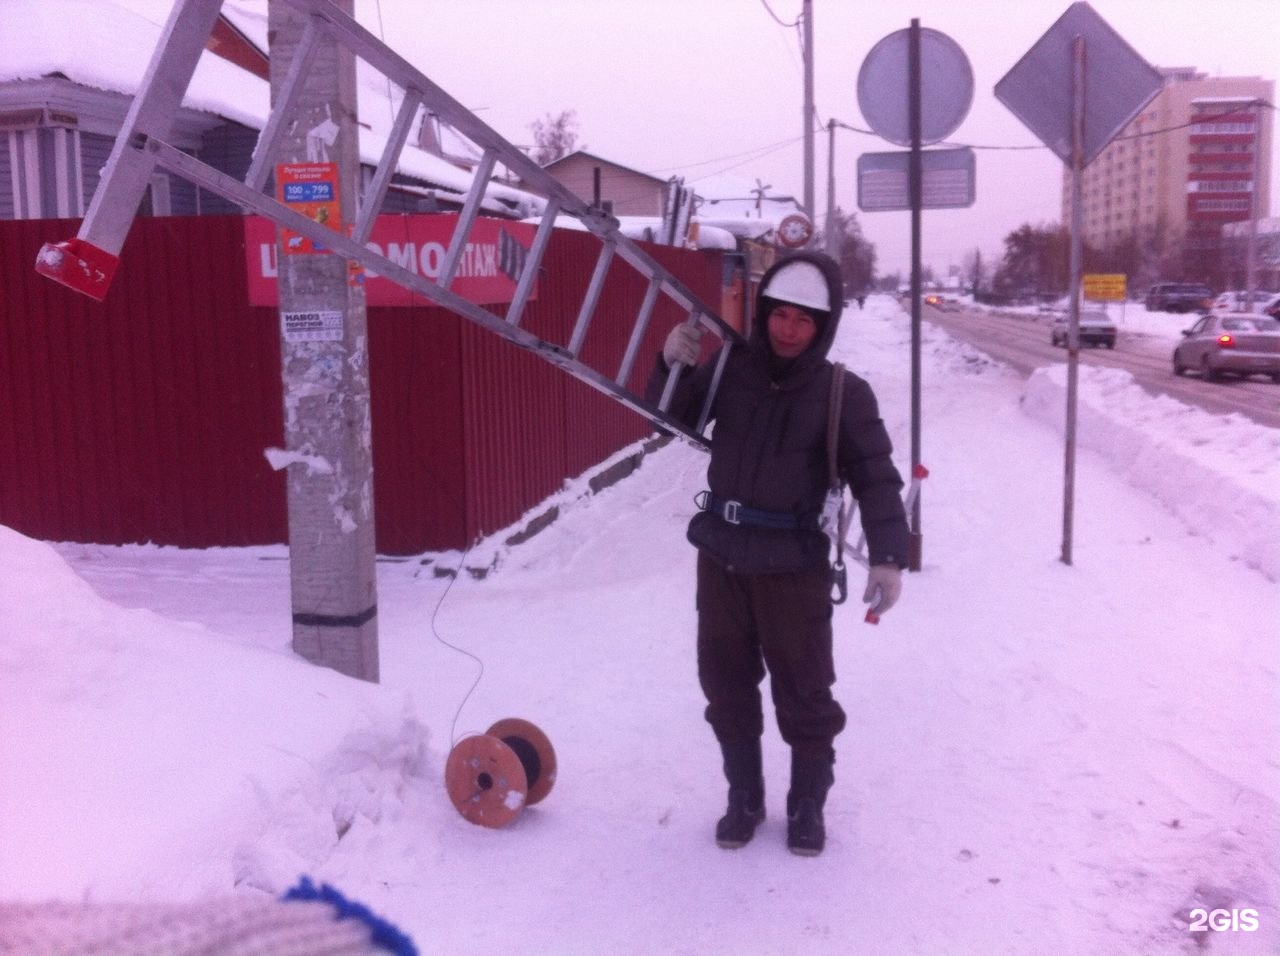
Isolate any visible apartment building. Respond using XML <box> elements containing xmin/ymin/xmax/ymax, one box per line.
<box><xmin>1062</xmin><ymin>68</ymin><xmax>1274</xmax><ymax>286</ymax></box>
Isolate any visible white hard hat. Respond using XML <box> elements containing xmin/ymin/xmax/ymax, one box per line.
<box><xmin>761</xmin><ymin>261</ymin><xmax>830</xmax><ymax>312</ymax></box>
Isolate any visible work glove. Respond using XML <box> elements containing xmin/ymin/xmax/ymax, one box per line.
<box><xmin>662</xmin><ymin>322</ymin><xmax>703</xmax><ymax>367</ymax></box>
<box><xmin>862</xmin><ymin>563</ymin><xmax>903</xmax><ymax>619</ymax></box>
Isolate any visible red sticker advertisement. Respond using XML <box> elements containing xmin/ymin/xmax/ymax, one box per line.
<box><xmin>245</xmin><ymin>214</ymin><xmax>537</xmax><ymax>308</ymax></box>
<box><xmin>277</xmin><ymin>162</ymin><xmax>341</xmax><ymax>255</ymax></box>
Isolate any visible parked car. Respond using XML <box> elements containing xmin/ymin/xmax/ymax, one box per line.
<box><xmin>1172</xmin><ymin>312</ymin><xmax>1280</xmax><ymax>382</ymax></box>
<box><xmin>1263</xmin><ymin>293</ymin><xmax>1280</xmax><ymax>320</ymax></box>
<box><xmin>1144</xmin><ymin>282</ymin><xmax>1213</xmax><ymax>313</ymax></box>
<box><xmin>1210</xmin><ymin>289</ymin><xmax>1280</xmax><ymax>313</ymax></box>
<box><xmin>1050</xmin><ymin>309</ymin><xmax>1117</xmax><ymax>348</ymax></box>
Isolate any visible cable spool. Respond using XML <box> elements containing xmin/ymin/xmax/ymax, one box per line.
<box><xmin>444</xmin><ymin>718</ymin><xmax>557</xmax><ymax>829</ymax></box>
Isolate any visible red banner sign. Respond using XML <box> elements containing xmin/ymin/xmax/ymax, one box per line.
<box><xmin>244</xmin><ymin>214</ymin><xmax>537</xmax><ymax>307</ymax></box>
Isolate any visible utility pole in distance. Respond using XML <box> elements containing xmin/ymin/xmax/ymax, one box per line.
<box><xmin>269</xmin><ymin>0</ymin><xmax>379</xmax><ymax>681</ymax></box>
<box><xmin>802</xmin><ymin>0</ymin><xmax>815</xmax><ymax>222</ymax></box>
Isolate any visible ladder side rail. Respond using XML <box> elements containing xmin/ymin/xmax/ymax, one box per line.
<box><xmin>148</xmin><ymin>136</ymin><xmax>707</xmax><ymax>447</ymax></box>
<box><xmin>612</xmin><ymin>242</ymin><xmax>740</xmax><ymax>346</ymax></box>
<box><xmin>351</xmin><ymin>88</ymin><xmax>422</xmax><ymax>245</ymax></box>
<box><xmin>504</xmin><ymin>197</ymin><xmax>560</xmax><ymax>327</ymax></box>
<box><xmin>77</xmin><ymin>0</ymin><xmax>225</xmax><ymax>256</ymax></box>
<box><xmin>280</xmin><ymin>0</ymin><xmax>740</xmax><ymax>344</ymax></box>
<box><xmin>281</xmin><ymin>0</ymin><xmax>558</xmax><ymax>190</ymax></box>
<box><xmin>243</xmin><ymin>13</ymin><xmax>324</xmax><ymax>194</ymax></box>
<box><xmin>112</xmin><ymin>134</ymin><xmax>714</xmax><ymax>449</ymax></box>
<box><xmin>537</xmin><ymin>355</ymin><xmax>710</xmax><ymax>452</ymax></box>
<box><xmin>615</xmin><ymin>274</ymin><xmax>664</xmax><ymax>386</ymax></box>
<box><xmin>148</xmin><ymin>140</ymin><xmax>556</xmax><ymax>349</ymax></box>
<box><xmin>437</xmin><ymin>150</ymin><xmax>498</xmax><ymax>290</ymax></box>
<box><xmin>696</xmin><ymin>343</ymin><xmax>733</xmax><ymax>435</ymax></box>
<box><xmin>566</xmin><ymin>240</ymin><xmax>616</xmax><ymax>358</ymax></box>
<box><xmin>656</xmin><ymin>311</ymin><xmax>701</xmax><ymax>412</ymax></box>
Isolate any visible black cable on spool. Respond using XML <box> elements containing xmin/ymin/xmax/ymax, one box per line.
<box><xmin>500</xmin><ymin>735</ymin><xmax>542</xmax><ymax>790</ymax></box>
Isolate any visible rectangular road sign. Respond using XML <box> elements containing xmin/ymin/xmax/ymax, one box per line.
<box><xmin>857</xmin><ymin>147</ymin><xmax>976</xmax><ymax>212</ymax></box>
<box><xmin>1082</xmin><ymin>273</ymin><xmax>1126</xmax><ymax>301</ymax></box>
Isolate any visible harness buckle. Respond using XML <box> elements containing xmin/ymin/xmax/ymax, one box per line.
<box><xmin>722</xmin><ymin>500</ymin><xmax>742</xmax><ymax>525</ymax></box>
<box><xmin>830</xmin><ymin>560</ymin><xmax>848</xmax><ymax>605</ymax></box>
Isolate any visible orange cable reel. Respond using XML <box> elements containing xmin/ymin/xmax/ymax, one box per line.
<box><xmin>444</xmin><ymin>718</ymin><xmax>557</xmax><ymax>829</ymax></box>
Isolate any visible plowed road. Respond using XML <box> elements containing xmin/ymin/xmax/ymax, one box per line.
<box><xmin>920</xmin><ymin>303</ymin><xmax>1279</xmax><ymax>429</ymax></box>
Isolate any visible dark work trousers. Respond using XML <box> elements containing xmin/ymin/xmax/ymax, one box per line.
<box><xmin>695</xmin><ymin>551</ymin><xmax>846</xmax><ymax>758</ymax></box>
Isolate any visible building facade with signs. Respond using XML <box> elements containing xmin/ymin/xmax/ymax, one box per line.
<box><xmin>1061</xmin><ymin>68</ymin><xmax>1274</xmax><ymax>287</ymax></box>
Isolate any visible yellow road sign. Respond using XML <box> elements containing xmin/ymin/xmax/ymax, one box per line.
<box><xmin>1083</xmin><ymin>273</ymin><xmax>1126</xmax><ymax>301</ymax></box>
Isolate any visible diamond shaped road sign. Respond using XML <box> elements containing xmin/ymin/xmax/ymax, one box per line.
<box><xmin>994</xmin><ymin>1</ymin><xmax>1163</xmax><ymax>167</ymax></box>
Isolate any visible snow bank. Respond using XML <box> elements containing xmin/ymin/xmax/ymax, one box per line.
<box><xmin>1020</xmin><ymin>364</ymin><xmax>1280</xmax><ymax>581</ymax></box>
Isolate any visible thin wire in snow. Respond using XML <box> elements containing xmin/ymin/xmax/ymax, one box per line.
<box><xmin>427</xmin><ymin>546</ymin><xmax>486</xmax><ymax>748</ymax></box>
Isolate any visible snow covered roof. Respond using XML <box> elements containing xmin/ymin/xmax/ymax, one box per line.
<box><xmin>0</xmin><ymin>0</ymin><xmax>545</xmax><ymax>218</ymax></box>
<box><xmin>544</xmin><ymin>150</ymin><xmax>666</xmax><ymax>185</ymax></box>
<box><xmin>525</xmin><ymin>214</ymin><xmax>738</xmax><ymax>251</ymax></box>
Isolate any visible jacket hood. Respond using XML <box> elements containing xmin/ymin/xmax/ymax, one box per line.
<box><xmin>752</xmin><ymin>251</ymin><xmax>845</xmax><ymax>369</ymax></box>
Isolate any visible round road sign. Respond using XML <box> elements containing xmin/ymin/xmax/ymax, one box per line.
<box><xmin>857</xmin><ymin>27</ymin><xmax>974</xmax><ymax>147</ymax></box>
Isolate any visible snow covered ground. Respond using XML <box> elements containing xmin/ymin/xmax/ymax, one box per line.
<box><xmin>2</xmin><ymin>295</ymin><xmax>1277</xmax><ymax>955</ymax></box>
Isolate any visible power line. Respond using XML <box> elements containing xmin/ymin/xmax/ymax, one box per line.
<box><xmin>758</xmin><ymin>0</ymin><xmax>801</xmax><ymax>28</ymax></box>
<box><xmin>643</xmin><ymin>135</ymin><xmax>805</xmax><ymax>175</ymax></box>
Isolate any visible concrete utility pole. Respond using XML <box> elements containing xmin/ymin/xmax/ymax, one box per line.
<box><xmin>270</xmin><ymin>0</ymin><xmax>379</xmax><ymax>680</ymax></box>
<box><xmin>802</xmin><ymin>0</ymin><xmax>816</xmax><ymax>222</ymax></box>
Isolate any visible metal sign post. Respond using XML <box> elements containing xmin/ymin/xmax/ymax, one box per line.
<box><xmin>995</xmin><ymin>1</ymin><xmax>1162</xmax><ymax>566</ymax></box>
<box><xmin>907</xmin><ymin>21</ymin><xmax>924</xmax><ymax>571</ymax></box>
<box><xmin>1062</xmin><ymin>35</ymin><xmax>1086</xmax><ymax>567</ymax></box>
<box><xmin>856</xmin><ymin>20</ymin><xmax>974</xmax><ymax>572</ymax></box>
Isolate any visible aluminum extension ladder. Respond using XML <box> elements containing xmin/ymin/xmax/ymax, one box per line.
<box><xmin>34</xmin><ymin>0</ymin><xmax>739</xmax><ymax>450</ymax></box>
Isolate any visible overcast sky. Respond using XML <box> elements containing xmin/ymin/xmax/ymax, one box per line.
<box><xmin>362</xmin><ymin>0</ymin><xmax>1279</xmax><ymax>279</ymax></box>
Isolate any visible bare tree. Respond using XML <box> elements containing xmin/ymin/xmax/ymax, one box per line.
<box><xmin>961</xmin><ymin>247</ymin><xmax>984</xmax><ymax>293</ymax></box>
<box><xmin>529</xmin><ymin>110</ymin><xmax>583</xmax><ymax>166</ymax></box>
<box><xmin>818</xmin><ymin>206</ymin><xmax>876</xmax><ymax>297</ymax></box>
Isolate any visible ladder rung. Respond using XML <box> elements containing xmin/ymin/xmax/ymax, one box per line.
<box><xmin>352</xmin><ymin>87</ymin><xmax>422</xmax><ymax>245</ymax></box>
<box><xmin>437</xmin><ymin>150</ymin><xmax>497</xmax><ymax>290</ymax></box>
<box><xmin>245</xmin><ymin>14</ymin><xmax>323</xmax><ymax>194</ymax></box>
<box><xmin>615</xmin><ymin>274</ymin><xmax>663</xmax><ymax>386</ymax></box>
<box><xmin>657</xmin><ymin>312</ymin><xmax>700</xmax><ymax>412</ymax></box>
<box><xmin>567</xmin><ymin>240</ymin><xmax>615</xmax><ymax>358</ymax></box>
<box><xmin>696</xmin><ymin>342</ymin><xmax>731</xmax><ymax>434</ymax></box>
<box><xmin>504</xmin><ymin>197</ymin><xmax>559</xmax><ymax>327</ymax></box>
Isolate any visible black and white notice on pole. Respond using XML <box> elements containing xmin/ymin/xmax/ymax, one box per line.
<box><xmin>282</xmin><ymin>310</ymin><xmax>345</xmax><ymax>343</ymax></box>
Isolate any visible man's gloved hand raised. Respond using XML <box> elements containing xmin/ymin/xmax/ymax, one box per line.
<box><xmin>663</xmin><ymin>322</ymin><xmax>703</xmax><ymax>368</ymax></box>
<box><xmin>862</xmin><ymin>564</ymin><xmax>903</xmax><ymax>618</ymax></box>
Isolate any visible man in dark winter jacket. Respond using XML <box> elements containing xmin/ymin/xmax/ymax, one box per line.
<box><xmin>647</xmin><ymin>250</ymin><xmax>908</xmax><ymax>857</ymax></box>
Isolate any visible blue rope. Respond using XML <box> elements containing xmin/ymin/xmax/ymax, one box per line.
<box><xmin>282</xmin><ymin>876</ymin><xmax>418</xmax><ymax>955</ymax></box>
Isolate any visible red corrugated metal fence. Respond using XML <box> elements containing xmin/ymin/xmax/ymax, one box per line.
<box><xmin>0</xmin><ymin>216</ymin><xmax>720</xmax><ymax>554</ymax></box>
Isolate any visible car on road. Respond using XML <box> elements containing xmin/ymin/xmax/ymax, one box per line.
<box><xmin>1050</xmin><ymin>309</ymin><xmax>1117</xmax><ymax>348</ymax></box>
<box><xmin>1210</xmin><ymin>289</ymin><xmax>1280</xmax><ymax>313</ymax></box>
<box><xmin>1172</xmin><ymin>312</ymin><xmax>1280</xmax><ymax>382</ymax></box>
<box><xmin>1263</xmin><ymin>293</ymin><xmax>1280</xmax><ymax>320</ymax></box>
<box><xmin>1144</xmin><ymin>282</ymin><xmax>1213</xmax><ymax>314</ymax></box>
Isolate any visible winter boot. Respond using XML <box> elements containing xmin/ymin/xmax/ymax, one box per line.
<box><xmin>786</xmin><ymin>750</ymin><xmax>834</xmax><ymax>857</ymax></box>
<box><xmin>715</xmin><ymin>738</ymin><xmax>766</xmax><ymax>849</ymax></box>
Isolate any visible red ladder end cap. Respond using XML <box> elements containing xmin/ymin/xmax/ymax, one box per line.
<box><xmin>35</xmin><ymin>238</ymin><xmax>119</xmax><ymax>302</ymax></box>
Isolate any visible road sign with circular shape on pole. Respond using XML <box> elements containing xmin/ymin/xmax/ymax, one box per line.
<box><xmin>857</xmin><ymin>27</ymin><xmax>974</xmax><ymax>147</ymax></box>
